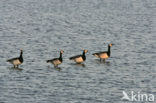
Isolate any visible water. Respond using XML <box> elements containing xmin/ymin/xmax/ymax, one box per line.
<box><xmin>0</xmin><ymin>0</ymin><xmax>156</xmax><ymax>103</ymax></box>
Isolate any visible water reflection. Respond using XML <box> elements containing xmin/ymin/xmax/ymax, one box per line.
<box><xmin>94</xmin><ymin>59</ymin><xmax>111</xmax><ymax>66</ymax></box>
<box><xmin>54</xmin><ymin>67</ymin><xmax>62</xmax><ymax>71</ymax></box>
<box><xmin>47</xmin><ymin>65</ymin><xmax>62</xmax><ymax>71</ymax></box>
<box><xmin>7</xmin><ymin>67</ymin><xmax>23</xmax><ymax>71</ymax></box>
<box><xmin>70</xmin><ymin>63</ymin><xmax>86</xmax><ymax>67</ymax></box>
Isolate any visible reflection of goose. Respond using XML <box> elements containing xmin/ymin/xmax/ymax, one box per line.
<box><xmin>9</xmin><ymin>67</ymin><xmax>23</xmax><ymax>71</ymax></box>
<box><xmin>7</xmin><ymin>49</ymin><xmax>23</xmax><ymax>68</ymax></box>
<box><xmin>121</xmin><ymin>91</ymin><xmax>130</xmax><ymax>101</ymax></box>
<box><xmin>92</xmin><ymin>44</ymin><xmax>113</xmax><ymax>62</ymax></box>
<box><xmin>47</xmin><ymin>50</ymin><xmax>64</xmax><ymax>68</ymax></box>
<box><xmin>75</xmin><ymin>63</ymin><xmax>86</xmax><ymax>67</ymax></box>
<box><xmin>69</xmin><ymin>50</ymin><xmax>88</xmax><ymax>64</ymax></box>
<box><xmin>55</xmin><ymin>67</ymin><xmax>62</xmax><ymax>71</ymax></box>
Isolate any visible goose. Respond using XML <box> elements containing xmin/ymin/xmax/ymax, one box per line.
<box><xmin>7</xmin><ymin>49</ymin><xmax>23</xmax><ymax>68</ymax></box>
<box><xmin>69</xmin><ymin>49</ymin><xmax>88</xmax><ymax>64</ymax></box>
<box><xmin>47</xmin><ymin>50</ymin><xmax>64</xmax><ymax>67</ymax></box>
<box><xmin>92</xmin><ymin>44</ymin><xmax>113</xmax><ymax>62</ymax></box>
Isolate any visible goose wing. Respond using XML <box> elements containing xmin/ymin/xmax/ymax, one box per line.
<box><xmin>93</xmin><ymin>51</ymin><xmax>107</xmax><ymax>56</ymax></box>
<box><xmin>47</xmin><ymin>58</ymin><xmax>59</xmax><ymax>63</ymax></box>
<box><xmin>7</xmin><ymin>57</ymin><xmax>19</xmax><ymax>63</ymax></box>
<box><xmin>69</xmin><ymin>55</ymin><xmax>82</xmax><ymax>60</ymax></box>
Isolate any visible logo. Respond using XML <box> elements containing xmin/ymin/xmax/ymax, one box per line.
<box><xmin>121</xmin><ymin>91</ymin><xmax>155</xmax><ymax>102</ymax></box>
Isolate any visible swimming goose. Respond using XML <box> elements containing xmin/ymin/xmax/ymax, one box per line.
<box><xmin>92</xmin><ymin>44</ymin><xmax>113</xmax><ymax>62</ymax></box>
<box><xmin>7</xmin><ymin>49</ymin><xmax>23</xmax><ymax>68</ymax></box>
<box><xmin>47</xmin><ymin>50</ymin><xmax>64</xmax><ymax>67</ymax></box>
<box><xmin>69</xmin><ymin>49</ymin><xmax>88</xmax><ymax>64</ymax></box>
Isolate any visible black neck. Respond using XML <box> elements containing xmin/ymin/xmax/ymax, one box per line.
<box><xmin>82</xmin><ymin>51</ymin><xmax>86</xmax><ymax>61</ymax></box>
<box><xmin>19</xmin><ymin>51</ymin><xmax>23</xmax><ymax>63</ymax></box>
<box><xmin>59</xmin><ymin>52</ymin><xmax>63</xmax><ymax>62</ymax></box>
<box><xmin>107</xmin><ymin>45</ymin><xmax>111</xmax><ymax>56</ymax></box>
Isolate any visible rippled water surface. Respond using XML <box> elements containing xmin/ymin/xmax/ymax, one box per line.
<box><xmin>0</xmin><ymin>0</ymin><xmax>156</xmax><ymax>103</ymax></box>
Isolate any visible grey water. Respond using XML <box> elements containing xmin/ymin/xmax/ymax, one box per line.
<box><xmin>0</xmin><ymin>0</ymin><xmax>156</xmax><ymax>103</ymax></box>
